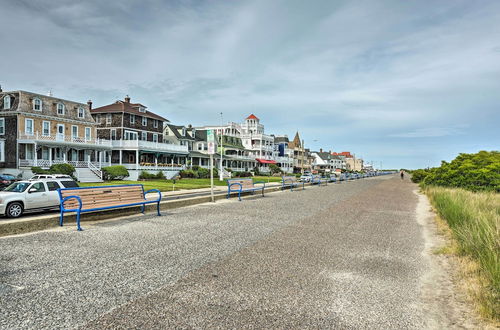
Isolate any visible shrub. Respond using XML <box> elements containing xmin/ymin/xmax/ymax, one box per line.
<box><xmin>422</xmin><ymin>151</ymin><xmax>500</xmax><ymax>192</ymax></box>
<box><xmin>49</xmin><ymin>163</ymin><xmax>75</xmax><ymax>176</ymax></box>
<box><xmin>156</xmin><ymin>171</ymin><xmax>165</xmax><ymax>179</ymax></box>
<box><xmin>191</xmin><ymin>165</ymin><xmax>201</xmax><ymax>171</ymax></box>
<box><xmin>410</xmin><ymin>169</ymin><xmax>430</xmax><ymax>183</ymax></box>
<box><xmin>233</xmin><ymin>171</ymin><xmax>252</xmax><ymax>178</ymax></box>
<box><xmin>102</xmin><ymin>165</ymin><xmax>129</xmax><ymax>180</ymax></box>
<box><xmin>179</xmin><ymin>169</ymin><xmax>198</xmax><ymax>178</ymax></box>
<box><xmin>269</xmin><ymin>164</ymin><xmax>282</xmax><ymax>175</ymax></box>
<box><xmin>31</xmin><ymin>166</ymin><xmax>50</xmax><ymax>174</ymax></box>
<box><xmin>197</xmin><ymin>167</ymin><xmax>210</xmax><ymax>179</ymax></box>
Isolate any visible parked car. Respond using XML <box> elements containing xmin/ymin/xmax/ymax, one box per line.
<box><xmin>0</xmin><ymin>178</ymin><xmax>79</xmax><ymax>218</ymax></box>
<box><xmin>30</xmin><ymin>174</ymin><xmax>73</xmax><ymax>180</ymax></box>
<box><xmin>0</xmin><ymin>174</ymin><xmax>19</xmax><ymax>190</ymax></box>
<box><xmin>299</xmin><ymin>174</ymin><xmax>314</xmax><ymax>182</ymax></box>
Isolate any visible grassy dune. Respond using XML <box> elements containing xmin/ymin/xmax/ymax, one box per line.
<box><xmin>425</xmin><ymin>186</ymin><xmax>499</xmax><ymax>320</ymax></box>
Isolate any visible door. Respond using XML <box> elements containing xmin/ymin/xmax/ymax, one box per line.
<box><xmin>57</xmin><ymin>124</ymin><xmax>65</xmax><ymax>141</ymax></box>
<box><xmin>45</xmin><ymin>181</ymin><xmax>62</xmax><ymax>207</ymax></box>
<box><xmin>24</xmin><ymin>182</ymin><xmax>49</xmax><ymax>210</ymax></box>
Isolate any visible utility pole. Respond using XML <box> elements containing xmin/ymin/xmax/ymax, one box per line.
<box><xmin>219</xmin><ymin>112</ymin><xmax>224</xmax><ymax>181</ymax></box>
<box><xmin>301</xmin><ymin>139</ymin><xmax>305</xmax><ymax>174</ymax></box>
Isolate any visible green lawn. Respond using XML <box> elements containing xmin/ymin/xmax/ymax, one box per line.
<box><xmin>79</xmin><ymin>176</ymin><xmax>283</xmax><ymax>192</ymax></box>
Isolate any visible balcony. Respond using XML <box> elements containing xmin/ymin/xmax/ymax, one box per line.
<box><xmin>19</xmin><ymin>133</ymin><xmax>112</xmax><ymax>148</ymax></box>
<box><xmin>111</xmin><ymin>140</ymin><xmax>189</xmax><ymax>154</ymax></box>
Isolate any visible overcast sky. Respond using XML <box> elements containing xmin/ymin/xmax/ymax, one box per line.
<box><xmin>1</xmin><ymin>0</ymin><xmax>499</xmax><ymax>169</ymax></box>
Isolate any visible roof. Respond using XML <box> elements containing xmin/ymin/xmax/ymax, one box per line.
<box><xmin>166</xmin><ymin>124</ymin><xmax>195</xmax><ymax>141</ymax></box>
<box><xmin>315</xmin><ymin>152</ymin><xmax>334</xmax><ymax>161</ymax></box>
<box><xmin>289</xmin><ymin>132</ymin><xmax>301</xmax><ymax>149</ymax></box>
<box><xmin>246</xmin><ymin>114</ymin><xmax>259</xmax><ymax>120</ymax></box>
<box><xmin>274</xmin><ymin>136</ymin><xmax>289</xmax><ymax>143</ymax></box>
<box><xmin>256</xmin><ymin>158</ymin><xmax>277</xmax><ymax>164</ymax></box>
<box><xmin>91</xmin><ymin>98</ymin><xmax>168</xmax><ymax>122</ymax></box>
<box><xmin>332</xmin><ymin>151</ymin><xmax>352</xmax><ymax>157</ymax></box>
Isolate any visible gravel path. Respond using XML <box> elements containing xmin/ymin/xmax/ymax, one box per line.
<box><xmin>1</xmin><ymin>176</ymin><xmax>445</xmax><ymax>329</ymax></box>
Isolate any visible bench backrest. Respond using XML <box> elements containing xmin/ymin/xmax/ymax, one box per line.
<box><xmin>59</xmin><ymin>184</ymin><xmax>145</xmax><ymax>210</ymax></box>
<box><xmin>282</xmin><ymin>176</ymin><xmax>298</xmax><ymax>183</ymax></box>
<box><xmin>227</xmin><ymin>178</ymin><xmax>254</xmax><ymax>190</ymax></box>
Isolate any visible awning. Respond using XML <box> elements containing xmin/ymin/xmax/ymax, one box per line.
<box><xmin>256</xmin><ymin>158</ymin><xmax>277</xmax><ymax>164</ymax></box>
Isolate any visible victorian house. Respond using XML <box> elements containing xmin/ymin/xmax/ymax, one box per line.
<box><xmin>90</xmin><ymin>96</ymin><xmax>188</xmax><ymax>179</ymax></box>
<box><xmin>0</xmin><ymin>88</ymin><xmax>111</xmax><ymax>180</ymax></box>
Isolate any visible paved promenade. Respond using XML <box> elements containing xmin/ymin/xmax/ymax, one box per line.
<box><xmin>1</xmin><ymin>176</ymin><xmax>447</xmax><ymax>329</ymax></box>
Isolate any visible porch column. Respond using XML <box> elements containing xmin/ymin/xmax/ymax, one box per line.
<box><xmin>33</xmin><ymin>143</ymin><xmax>38</xmax><ymax>166</ymax></box>
<box><xmin>155</xmin><ymin>155</ymin><xmax>158</xmax><ymax>168</ymax></box>
<box><xmin>135</xmin><ymin>150</ymin><xmax>139</xmax><ymax>170</ymax></box>
<box><xmin>48</xmin><ymin>147</ymin><xmax>52</xmax><ymax>166</ymax></box>
<box><xmin>99</xmin><ymin>151</ymin><xmax>102</xmax><ymax>168</ymax></box>
<box><xmin>119</xmin><ymin>150</ymin><xmax>123</xmax><ymax>165</ymax></box>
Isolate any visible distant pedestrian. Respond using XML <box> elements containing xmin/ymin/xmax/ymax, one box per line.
<box><xmin>400</xmin><ymin>170</ymin><xmax>404</xmax><ymax>180</ymax></box>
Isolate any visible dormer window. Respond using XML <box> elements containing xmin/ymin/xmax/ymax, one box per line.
<box><xmin>3</xmin><ymin>95</ymin><xmax>10</xmax><ymax>109</ymax></box>
<box><xmin>33</xmin><ymin>98</ymin><xmax>42</xmax><ymax>111</ymax></box>
<box><xmin>182</xmin><ymin>127</ymin><xmax>186</xmax><ymax>136</ymax></box>
<box><xmin>139</xmin><ymin>107</ymin><xmax>146</xmax><ymax>113</ymax></box>
<box><xmin>78</xmin><ymin>107</ymin><xmax>85</xmax><ymax>118</ymax></box>
<box><xmin>57</xmin><ymin>103</ymin><xmax>65</xmax><ymax>115</ymax></box>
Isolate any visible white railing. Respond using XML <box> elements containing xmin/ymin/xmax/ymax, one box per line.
<box><xmin>88</xmin><ymin>161</ymin><xmax>103</xmax><ymax>180</ymax></box>
<box><xmin>111</xmin><ymin>140</ymin><xmax>189</xmax><ymax>153</ymax></box>
<box><xmin>19</xmin><ymin>132</ymin><xmax>112</xmax><ymax>147</ymax></box>
<box><xmin>19</xmin><ymin>159</ymin><xmax>107</xmax><ymax>169</ymax></box>
<box><xmin>117</xmin><ymin>163</ymin><xmax>186</xmax><ymax>171</ymax></box>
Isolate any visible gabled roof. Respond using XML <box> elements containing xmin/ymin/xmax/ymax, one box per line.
<box><xmin>246</xmin><ymin>114</ymin><xmax>259</xmax><ymax>120</ymax></box>
<box><xmin>91</xmin><ymin>98</ymin><xmax>168</xmax><ymax>122</ymax></box>
<box><xmin>166</xmin><ymin>124</ymin><xmax>195</xmax><ymax>141</ymax></box>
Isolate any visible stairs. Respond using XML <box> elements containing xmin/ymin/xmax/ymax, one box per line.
<box><xmin>76</xmin><ymin>168</ymin><xmax>103</xmax><ymax>183</ymax></box>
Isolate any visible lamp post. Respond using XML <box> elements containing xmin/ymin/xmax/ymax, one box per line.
<box><xmin>219</xmin><ymin>112</ymin><xmax>224</xmax><ymax>181</ymax></box>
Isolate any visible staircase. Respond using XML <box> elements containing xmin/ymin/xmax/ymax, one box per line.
<box><xmin>76</xmin><ymin>168</ymin><xmax>103</xmax><ymax>183</ymax></box>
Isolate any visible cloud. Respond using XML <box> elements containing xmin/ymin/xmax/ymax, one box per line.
<box><xmin>1</xmin><ymin>0</ymin><xmax>499</xmax><ymax>169</ymax></box>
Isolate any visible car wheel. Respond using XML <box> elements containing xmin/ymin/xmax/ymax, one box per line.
<box><xmin>6</xmin><ymin>202</ymin><xmax>24</xmax><ymax>218</ymax></box>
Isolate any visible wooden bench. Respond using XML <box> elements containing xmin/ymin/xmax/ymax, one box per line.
<box><xmin>311</xmin><ymin>175</ymin><xmax>328</xmax><ymax>186</ymax></box>
<box><xmin>58</xmin><ymin>184</ymin><xmax>162</xmax><ymax>231</ymax></box>
<box><xmin>281</xmin><ymin>176</ymin><xmax>305</xmax><ymax>191</ymax></box>
<box><xmin>227</xmin><ymin>179</ymin><xmax>266</xmax><ymax>201</ymax></box>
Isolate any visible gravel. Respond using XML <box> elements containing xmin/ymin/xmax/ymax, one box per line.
<box><xmin>0</xmin><ymin>176</ymin><xmax>428</xmax><ymax>329</ymax></box>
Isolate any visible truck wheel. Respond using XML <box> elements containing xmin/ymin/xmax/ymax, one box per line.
<box><xmin>6</xmin><ymin>202</ymin><xmax>23</xmax><ymax>218</ymax></box>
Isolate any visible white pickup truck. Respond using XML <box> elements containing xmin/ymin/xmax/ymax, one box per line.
<box><xmin>0</xmin><ymin>179</ymin><xmax>78</xmax><ymax>218</ymax></box>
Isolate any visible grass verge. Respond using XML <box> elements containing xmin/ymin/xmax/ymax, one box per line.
<box><xmin>424</xmin><ymin>186</ymin><xmax>499</xmax><ymax>321</ymax></box>
<box><xmin>79</xmin><ymin>176</ymin><xmax>283</xmax><ymax>192</ymax></box>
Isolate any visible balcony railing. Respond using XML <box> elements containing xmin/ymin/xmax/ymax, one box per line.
<box><xmin>19</xmin><ymin>133</ymin><xmax>111</xmax><ymax>147</ymax></box>
<box><xmin>19</xmin><ymin>159</ymin><xmax>110</xmax><ymax>169</ymax></box>
<box><xmin>111</xmin><ymin>140</ymin><xmax>189</xmax><ymax>153</ymax></box>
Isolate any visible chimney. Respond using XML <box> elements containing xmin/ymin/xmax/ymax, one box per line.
<box><xmin>124</xmin><ymin>95</ymin><xmax>130</xmax><ymax>103</ymax></box>
<box><xmin>329</xmin><ymin>150</ymin><xmax>332</xmax><ymax>154</ymax></box>
<box><xmin>87</xmin><ymin>100</ymin><xmax>92</xmax><ymax>110</ymax></box>
<box><xmin>320</xmin><ymin>148</ymin><xmax>323</xmax><ymax>153</ymax></box>
<box><xmin>0</xmin><ymin>85</ymin><xmax>2</xmax><ymax>92</ymax></box>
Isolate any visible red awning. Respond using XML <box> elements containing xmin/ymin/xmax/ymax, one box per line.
<box><xmin>256</xmin><ymin>158</ymin><xmax>277</xmax><ymax>164</ymax></box>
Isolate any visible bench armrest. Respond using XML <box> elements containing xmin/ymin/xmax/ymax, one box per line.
<box><xmin>60</xmin><ymin>195</ymin><xmax>82</xmax><ymax>211</ymax></box>
<box><xmin>228</xmin><ymin>183</ymin><xmax>243</xmax><ymax>191</ymax></box>
<box><xmin>144</xmin><ymin>189</ymin><xmax>162</xmax><ymax>202</ymax></box>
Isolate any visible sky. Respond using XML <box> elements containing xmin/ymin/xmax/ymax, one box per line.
<box><xmin>1</xmin><ymin>0</ymin><xmax>499</xmax><ymax>169</ymax></box>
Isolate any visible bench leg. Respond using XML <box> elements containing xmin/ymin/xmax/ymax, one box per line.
<box><xmin>59</xmin><ymin>211</ymin><xmax>64</xmax><ymax>227</ymax></box>
<box><xmin>156</xmin><ymin>201</ymin><xmax>161</xmax><ymax>216</ymax></box>
<box><xmin>238</xmin><ymin>190</ymin><xmax>241</xmax><ymax>201</ymax></box>
<box><xmin>141</xmin><ymin>204</ymin><xmax>145</xmax><ymax>214</ymax></box>
<box><xmin>262</xmin><ymin>188</ymin><xmax>265</xmax><ymax>197</ymax></box>
<box><xmin>76</xmin><ymin>210</ymin><xmax>82</xmax><ymax>231</ymax></box>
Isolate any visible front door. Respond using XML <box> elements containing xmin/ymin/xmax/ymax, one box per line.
<box><xmin>25</xmin><ymin>182</ymin><xmax>49</xmax><ymax>209</ymax></box>
<box><xmin>57</xmin><ymin>124</ymin><xmax>65</xmax><ymax>141</ymax></box>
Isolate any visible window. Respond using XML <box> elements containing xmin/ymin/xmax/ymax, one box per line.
<box><xmin>29</xmin><ymin>182</ymin><xmax>46</xmax><ymax>193</ymax></box>
<box><xmin>153</xmin><ymin>119</ymin><xmax>158</xmax><ymax>128</ymax></box>
<box><xmin>106</xmin><ymin>114</ymin><xmax>112</xmax><ymax>124</ymax></box>
<box><xmin>33</xmin><ymin>98</ymin><xmax>42</xmax><ymax>111</ymax></box>
<box><xmin>130</xmin><ymin>114</ymin><xmax>135</xmax><ymax>124</ymax></box>
<box><xmin>57</xmin><ymin>103</ymin><xmax>65</xmax><ymax>115</ymax></box>
<box><xmin>25</xmin><ymin>118</ymin><xmax>34</xmax><ymax>135</ymax></box>
<box><xmin>153</xmin><ymin>133</ymin><xmax>158</xmax><ymax>143</ymax></box>
<box><xmin>111</xmin><ymin>129</ymin><xmax>116</xmax><ymax>140</ymax></box>
<box><xmin>197</xmin><ymin>143</ymin><xmax>203</xmax><ymax>151</ymax></box>
<box><xmin>42</xmin><ymin>121</ymin><xmax>50</xmax><ymax>136</ymax></box>
<box><xmin>72</xmin><ymin>125</ymin><xmax>78</xmax><ymax>139</ymax></box>
<box><xmin>192</xmin><ymin>128</ymin><xmax>196</xmax><ymax>137</ymax></box>
<box><xmin>124</xmin><ymin>130</ymin><xmax>138</xmax><ymax>140</ymax></box>
<box><xmin>78</xmin><ymin>107</ymin><xmax>85</xmax><ymax>118</ymax></box>
<box><xmin>0</xmin><ymin>140</ymin><xmax>4</xmax><ymax>162</ymax></box>
<box><xmin>3</xmin><ymin>96</ymin><xmax>10</xmax><ymax>109</ymax></box>
<box><xmin>142</xmin><ymin>116</ymin><xmax>147</xmax><ymax>126</ymax></box>
<box><xmin>85</xmin><ymin>127</ymin><xmax>91</xmax><ymax>140</ymax></box>
<box><xmin>141</xmin><ymin>131</ymin><xmax>147</xmax><ymax>141</ymax></box>
<box><xmin>182</xmin><ymin>127</ymin><xmax>186</xmax><ymax>136</ymax></box>
<box><xmin>0</xmin><ymin>118</ymin><xmax>4</xmax><ymax>135</ymax></box>
<box><xmin>61</xmin><ymin>180</ymin><xmax>78</xmax><ymax>188</ymax></box>
<box><xmin>46</xmin><ymin>181</ymin><xmax>61</xmax><ymax>191</ymax></box>
<box><xmin>139</xmin><ymin>107</ymin><xmax>146</xmax><ymax>113</ymax></box>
